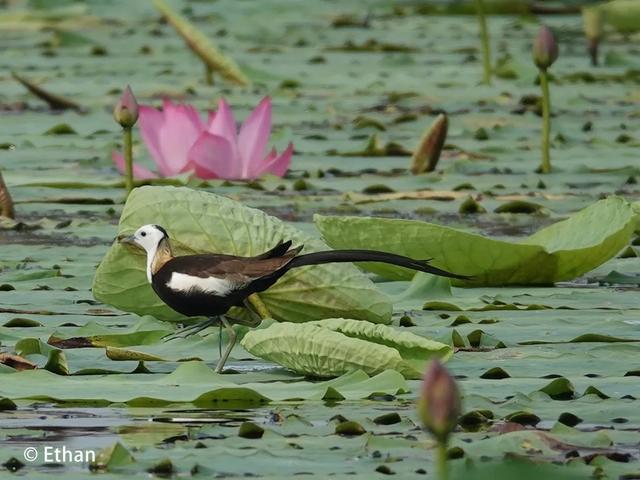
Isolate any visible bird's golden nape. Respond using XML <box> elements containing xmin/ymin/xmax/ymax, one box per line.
<box><xmin>150</xmin><ymin>236</ymin><xmax>173</xmax><ymax>276</ymax></box>
<box><xmin>123</xmin><ymin>224</ymin><xmax>469</xmax><ymax>373</ymax></box>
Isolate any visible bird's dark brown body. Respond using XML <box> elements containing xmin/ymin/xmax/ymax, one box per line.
<box><xmin>149</xmin><ymin>240</ymin><xmax>468</xmax><ymax>319</ymax></box>
<box><xmin>152</xmin><ymin>248</ymin><xmax>298</xmax><ymax>317</ymax></box>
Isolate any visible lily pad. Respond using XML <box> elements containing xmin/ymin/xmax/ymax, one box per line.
<box><xmin>0</xmin><ymin>360</ymin><xmax>407</xmax><ymax>405</ymax></box>
<box><xmin>241</xmin><ymin>319</ymin><xmax>451</xmax><ymax>379</ymax></box>
<box><xmin>315</xmin><ymin>197</ymin><xmax>637</xmax><ymax>285</ymax></box>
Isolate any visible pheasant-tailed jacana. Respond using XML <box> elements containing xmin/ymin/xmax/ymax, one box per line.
<box><xmin>120</xmin><ymin>224</ymin><xmax>469</xmax><ymax>372</ymax></box>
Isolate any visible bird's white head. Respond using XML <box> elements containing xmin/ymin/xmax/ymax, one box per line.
<box><xmin>119</xmin><ymin>224</ymin><xmax>172</xmax><ymax>282</ymax></box>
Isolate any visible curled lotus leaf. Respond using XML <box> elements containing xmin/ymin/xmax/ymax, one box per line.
<box><xmin>241</xmin><ymin>319</ymin><xmax>451</xmax><ymax>379</ymax></box>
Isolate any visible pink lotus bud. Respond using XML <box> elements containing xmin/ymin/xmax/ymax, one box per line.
<box><xmin>532</xmin><ymin>25</ymin><xmax>558</xmax><ymax>70</ymax></box>
<box><xmin>113</xmin><ymin>85</ymin><xmax>139</xmax><ymax>128</ymax></box>
<box><xmin>418</xmin><ymin>360</ymin><xmax>461</xmax><ymax>443</ymax></box>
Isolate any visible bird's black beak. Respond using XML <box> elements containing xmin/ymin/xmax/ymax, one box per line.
<box><xmin>118</xmin><ymin>234</ymin><xmax>139</xmax><ymax>247</ymax></box>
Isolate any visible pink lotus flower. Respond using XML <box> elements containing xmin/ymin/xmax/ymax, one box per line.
<box><xmin>112</xmin><ymin>97</ymin><xmax>293</xmax><ymax>180</ymax></box>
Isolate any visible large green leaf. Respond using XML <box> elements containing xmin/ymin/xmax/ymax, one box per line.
<box><xmin>0</xmin><ymin>360</ymin><xmax>406</xmax><ymax>405</ymax></box>
<box><xmin>92</xmin><ymin>186</ymin><xmax>392</xmax><ymax>323</ymax></box>
<box><xmin>241</xmin><ymin>319</ymin><xmax>451</xmax><ymax>379</ymax></box>
<box><xmin>314</xmin><ymin>197</ymin><xmax>637</xmax><ymax>285</ymax></box>
<box><xmin>310</xmin><ymin>317</ymin><xmax>452</xmax><ymax>371</ymax></box>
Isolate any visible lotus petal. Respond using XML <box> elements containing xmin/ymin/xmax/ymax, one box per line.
<box><xmin>238</xmin><ymin>96</ymin><xmax>272</xmax><ymax>176</ymax></box>
<box><xmin>189</xmin><ymin>132</ymin><xmax>237</xmax><ymax>179</ymax></box>
<box><xmin>156</xmin><ymin>99</ymin><xmax>204</xmax><ymax>175</ymax></box>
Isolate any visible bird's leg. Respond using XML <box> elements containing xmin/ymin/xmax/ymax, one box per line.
<box><xmin>163</xmin><ymin>317</ymin><xmax>219</xmax><ymax>341</ymax></box>
<box><xmin>215</xmin><ymin>315</ymin><xmax>236</xmax><ymax>374</ymax></box>
<box><xmin>242</xmin><ymin>299</ymin><xmax>264</xmax><ymax>327</ymax></box>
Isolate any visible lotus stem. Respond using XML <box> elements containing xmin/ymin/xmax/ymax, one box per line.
<box><xmin>123</xmin><ymin>127</ymin><xmax>134</xmax><ymax>193</ymax></box>
<box><xmin>205</xmin><ymin>66</ymin><xmax>214</xmax><ymax>85</ymax></box>
<box><xmin>587</xmin><ymin>38</ymin><xmax>599</xmax><ymax>67</ymax></box>
<box><xmin>474</xmin><ymin>0</ymin><xmax>491</xmax><ymax>85</ymax></box>
<box><xmin>0</xmin><ymin>170</ymin><xmax>15</xmax><ymax>219</ymax></box>
<box><xmin>248</xmin><ymin>293</ymin><xmax>270</xmax><ymax>319</ymax></box>
<box><xmin>154</xmin><ymin>0</ymin><xmax>250</xmax><ymax>86</ymax></box>
<box><xmin>436</xmin><ymin>442</ymin><xmax>448</xmax><ymax>480</ymax></box>
<box><xmin>539</xmin><ymin>68</ymin><xmax>552</xmax><ymax>173</ymax></box>
<box><xmin>582</xmin><ymin>6</ymin><xmax>603</xmax><ymax>67</ymax></box>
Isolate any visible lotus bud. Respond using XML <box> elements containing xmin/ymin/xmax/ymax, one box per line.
<box><xmin>113</xmin><ymin>85</ymin><xmax>139</xmax><ymax>128</ymax></box>
<box><xmin>0</xmin><ymin>171</ymin><xmax>15</xmax><ymax>219</ymax></box>
<box><xmin>410</xmin><ymin>114</ymin><xmax>448</xmax><ymax>174</ymax></box>
<box><xmin>532</xmin><ymin>26</ymin><xmax>558</xmax><ymax>71</ymax></box>
<box><xmin>583</xmin><ymin>6</ymin><xmax>604</xmax><ymax>66</ymax></box>
<box><xmin>418</xmin><ymin>360</ymin><xmax>461</xmax><ymax>443</ymax></box>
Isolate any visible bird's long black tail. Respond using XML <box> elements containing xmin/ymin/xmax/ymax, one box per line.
<box><xmin>286</xmin><ymin>249</ymin><xmax>469</xmax><ymax>280</ymax></box>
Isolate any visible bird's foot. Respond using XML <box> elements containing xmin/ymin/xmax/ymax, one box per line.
<box><xmin>163</xmin><ymin>318</ymin><xmax>219</xmax><ymax>341</ymax></box>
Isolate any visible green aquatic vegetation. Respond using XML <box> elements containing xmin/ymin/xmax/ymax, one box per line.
<box><xmin>315</xmin><ymin>196</ymin><xmax>637</xmax><ymax>284</ymax></box>
<box><xmin>533</xmin><ymin>26</ymin><xmax>559</xmax><ymax>174</ymax></box>
<box><xmin>0</xmin><ymin>361</ymin><xmax>406</xmax><ymax>404</ymax></box>
<box><xmin>582</xmin><ymin>6</ymin><xmax>603</xmax><ymax>66</ymax></box>
<box><xmin>241</xmin><ymin>318</ymin><xmax>450</xmax><ymax>379</ymax></box>
<box><xmin>474</xmin><ymin>0</ymin><xmax>492</xmax><ymax>85</ymax></box>
<box><xmin>112</xmin><ymin>86</ymin><xmax>138</xmax><ymax>194</ymax></box>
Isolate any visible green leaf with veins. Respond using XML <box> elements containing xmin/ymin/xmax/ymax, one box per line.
<box><xmin>242</xmin><ymin>319</ymin><xmax>451</xmax><ymax>379</ymax></box>
<box><xmin>315</xmin><ymin>196</ymin><xmax>637</xmax><ymax>285</ymax></box>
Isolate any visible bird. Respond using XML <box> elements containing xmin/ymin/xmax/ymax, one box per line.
<box><xmin>119</xmin><ymin>224</ymin><xmax>469</xmax><ymax>373</ymax></box>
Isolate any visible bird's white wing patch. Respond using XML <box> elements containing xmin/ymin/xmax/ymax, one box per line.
<box><xmin>166</xmin><ymin>272</ymin><xmax>235</xmax><ymax>295</ymax></box>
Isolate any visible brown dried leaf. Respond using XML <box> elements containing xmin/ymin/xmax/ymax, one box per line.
<box><xmin>0</xmin><ymin>353</ymin><xmax>37</xmax><ymax>371</ymax></box>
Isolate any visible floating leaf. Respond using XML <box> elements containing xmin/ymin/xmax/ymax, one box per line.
<box><xmin>93</xmin><ymin>186</ymin><xmax>392</xmax><ymax>323</ymax></box>
<box><xmin>0</xmin><ymin>353</ymin><xmax>37</xmax><ymax>371</ymax></box>
<box><xmin>459</xmin><ymin>195</ymin><xmax>486</xmax><ymax>214</ymax></box>
<box><xmin>238</xmin><ymin>421</ymin><xmax>265</xmax><ymax>438</ymax></box>
<box><xmin>373</xmin><ymin>412</ymin><xmax>402</xmax><ymax>425</ymax></box>
<box><xmin>44</xmin><ymin>123</ymin><xmax>76</xmax><ymax>135</ymax></box>
<box><xmin>599</xmin><ymin>0</ymin><xmax>640</xmax><ymax>34</ymax></box>
<box><xmin>105</xmin><ymin>346</ymin><xmax>165</xmax><ymax>362</ymax></box>
<box><xmin>90</xmin><ymin>442</ymin><xmax>135</xmax><ymax>471</ymax></box>
<box><xmin>315</xmin><ymin>196</ymin><xmax>637</xmax><ymax>285</ymax></box>
<box><xmin>0</xmin><ymin>397</ymin><xmax>17</xmax><ymax>411</ymax></box>
<box><xmin>0</xmin><ymin>361</ymin><xmax>406</xmax><ymax>404</ymax></box>
<box><xmin>14</xmin><ymin>338</ymin><xmax>69</xmax><ymax>375</ymax></box>
<box><xmin>309</xmin><ymin>317</ymin><xmax>452</xmax><ymax>370</ymax></box>
<box><xmin>494</xmin><ymin>200</ymin><xmax>545</xmax><ymax>214</ymax></box>
<box><xmin>241</xmin><ymin>319</ymin><xmax>451</xmax><ymax>379</ymax></box>
<box><xmin>335</xmin><ymin>420</ymin><xmax>366</xmax><ymax>436</ymax></box>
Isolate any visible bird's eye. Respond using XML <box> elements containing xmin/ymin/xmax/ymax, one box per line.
<box><xmin>140</xmin><ymin>231</ymin><xmax>147</xmax><ymax>237</ymax></box>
